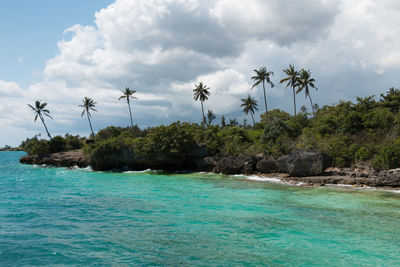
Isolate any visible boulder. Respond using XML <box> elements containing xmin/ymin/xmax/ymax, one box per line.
<box><xmin>284</xmin><ymin>150</ymin><xmax>332</xmax><ymax>177</ymax></box>
<box><xmin>256</xmin><ymin>158</ymin><xmax>278</xmax><ymax>173</ymax></box>
<box><xmin>276</xmin><ymin>155</ymin><xmax>290</xmax><ymax>173</ymax></box>
<box><xmin>214</xmin><ymin>155</ymin><xmax>256</xmax><ymax>175</ymax></box>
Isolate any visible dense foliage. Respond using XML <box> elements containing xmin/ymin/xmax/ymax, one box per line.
<box><xmin>21</xmin><ymin>88</ymin><xmax>400</xmax><ymax>170</ymax></box>
<box><xmin>20</xmin><ymin>134</ymin><xmax>85</xmax><ymax>155</ymax></box>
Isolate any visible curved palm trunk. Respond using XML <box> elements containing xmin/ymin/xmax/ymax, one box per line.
<box><xmin>262</xmin><ymin>80</ymin><xmax>268</xmax><ymax>120</ymax></box>
<box><xmin>308</xmin><ymin>94</ymin><xmax>314</xmax><ymax>116</ymax></box>
<box><xmin>292</xmin><ymin>86</ymin><xmax>297</xmax><ymax>116</ymax></box>
<box><xmin>127</xmin><ymin>98</ymin><xmax>134</xmax><ymax>128</ymax></box>
<box><xmin>201</xmin><ymin>101</ymin><xmax>205</xmax><ymax>125</ymax></box>
<box><xmin>86</xmin><ymin>112</ymin><xmax>94</xmax><ymax>137</ymax></box>
<box><xmin>40</xmin><ymin>115</ymin><xmax>52</xmax><ymax>139</ymax></box>
<box><xmin>250</xmin><ymin>112</ymin><xmax>255</xmax><ymax>127</ymax></box>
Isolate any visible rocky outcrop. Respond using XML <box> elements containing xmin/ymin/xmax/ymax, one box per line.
<box><xmin>256</xmin><ymin>158</ymin><xmax>278</xmax><ymax>173</ymax></box>
<box><xmin>20</xmin><ymin>150</ymin><xmax>88</xmax><ymax>168</ymax></box>
<box><xmin>277</xmin><ymin>150</ymin><xmax>332</xmax><ymax>177</ymax></box>
<box><xmin>209</xmin><ymin>155</ymin><xmax>257</xmax><ymax>175</ymax></box>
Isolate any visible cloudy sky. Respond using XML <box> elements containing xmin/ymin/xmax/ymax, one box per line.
<box><xmin>1</xmin><ymin>0</ymin><xmax>400</xmax><ymax>146</ymax></box>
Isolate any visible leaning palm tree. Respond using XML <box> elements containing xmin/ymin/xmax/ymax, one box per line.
<box><xmin>241</xmin><ymin>95</ymin><xmax>258</xmax><ymax>126</ymax></box>
<box><xmin>28</xmin><ymin>100</ymin><xmax>53</xmax><ymax>139</ymax></box>
<box><xmin>251</xmin><ymin>67</ymin><xmax>274</xmax><ymax>120</ymax></box>
<box><xmin>79</xmin><ymin>97</ymin><xmax>97</xmax><ymax>137</ymax></box>
<box><xmin>119</xmin><ymin>87</ymin><xmax>137</xmax><ymax>128</ymax></box>
<box><xmin>297</xmin><ymin>69</ymin><xmax>318</xmax><ymax>115</ymax></box>
<box><xmin>193</xmin><ymin>82</ymin><xmax>210</xmax><ymax>124</ymax></box>
<box><xmin>280</xmin><ymin>65</ymin><xmax>300</xmax><ymax>115</ymax></box>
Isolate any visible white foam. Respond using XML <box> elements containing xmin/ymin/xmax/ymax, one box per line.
<box><xmin>244</xmin><ymin>175</ymin><xmax>283</xmax><ymax>183</ymax></box>
<box><xmin>123</xmin><ymin>169</ymin><xmax>152</xmax><ymax>174</ymax></box>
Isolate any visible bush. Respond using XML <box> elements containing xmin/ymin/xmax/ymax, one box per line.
<box><xmin>64</xmin><ymin>134</ymin><xmax>84</xmax><ymax>150</ymax></box>
<box><xmin>373</xmin><ymin>140</ymin><xmax>400</xmax><ymax>169</ymax></box>
<box><xmin>22</xmin><ymin>138</ymin><xmax>51</xmax><ymax>155</ymax></box>
<box><xmin>49</xmin><ymin>136</ymin><xmax>66</xmax><ymax>153</ymax></box>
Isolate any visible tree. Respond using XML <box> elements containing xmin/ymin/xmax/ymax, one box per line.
<box><xmin>207</xmin><ymin>109</ymin><xmax>216</xmax><ymax>125</ymax></box>
<box><xmin>119</xmin><ymin>87</ymin><xmax>137</xmax><ymax>128</ymax></box>
<box><xmin>280</xmin><ymin>65</ymin><xmax>300</xmax><ymax>115</ymax></box>
<box><xmin>221</xmin><ymin>115</ymin><xmax>226</xmax><ymax>127</ymax></box>
<box><xmin>297</xmin><ymin>69</ymin><xmax>318</xmax><ymax>115</ymax></box>
<box><xmin>193</xmin><ymin>82</ymin><xmax>210</xmax><ymax>124</ymax></box>
<box><xmin>79</xmin><ymin>97</ymin><xmax>97</xmax><ymax>137</ymax></box>
<box><xmin>28</xmin><ymin>100</ymin><xmax>53</xmax><ymax>139</ymax></box>
<box><xmin>240</xmin><ymin>94</ymin><xmax>258</xmax><ymax>126</ymax></box>
<box><xmin>251</xmin><ymin>67</ymin><xmax>274</xmax><ymax>120</ymax></box>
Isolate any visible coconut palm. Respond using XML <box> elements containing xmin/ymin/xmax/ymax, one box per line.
<box><xmin>297</xmin><ymin>69</ymin><xmax>318</xmax><ymax>115</ymax></box>
<box><xmin>119</xmin><ymin>87</ymin><xmax>137</xmax><ymax>128</ymax></box>
<box><xmin>240</xmin><ymin>95</ymin><xmax>258</xmax><ymax>126</ymax></box>
<box><xmin>193</xmin><ymin>82</ymin><xmax>210</xmax><ymax>124</ymax></box>
<box><xmin>280</xmin><ymin>65</ymin><xmax>300</xmax><ymax>115</ymax></box>
<box><xmin>251</xmin><ymin>67</ymin><xmax>274</xmax><ymax>120</ymax></box>
<box><xmin>28</xmin><ymin>100</ymin><xmax>53</xmax><ymax>139</ymax></box>
<box><xmin>79</xmin><ymin>97</ymin><xmax>97</xmax><ymax>137</ymax></box>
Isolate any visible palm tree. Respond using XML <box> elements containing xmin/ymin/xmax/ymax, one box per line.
<box><xmin>79</xmin><ymin>97</ymin><xmax>97</xmax><ymax>137</ymax></box>
<box><xmin>207</xmin><ymin>109</ymin><xmax>216</xmax><ymax>125</ymax></box>
<box><xmin>119</xmin><ymin>87</ymin><xmax>137</xmax><ymax>128</ymax></box>
<box><xmin>251</xmin><ymin>67</ymin><xmax>274</xmax><ymax>120</ymax></box>
<box><xmin>28</xmin><ymin>100</ymin><xmax>53</xmax><ymax>139</ymax></box>
<box><xmin>240</xmin><ymin>95</ymin><xmax>258</xmax><ymax>126</ymax></box>
<box><xmin>193</xmin><ymin>82</ymin><xmax>210</xmax><ymax>124</ymax></box>
<box><xmin>297</xmin><ymin>69</ymin><xmax>318</xmax><ymax>115</ymax></box>
<box><xmin>280</xmin><ymin>65</ymin><xmax>300</xmax><ymax>115</ymax></box>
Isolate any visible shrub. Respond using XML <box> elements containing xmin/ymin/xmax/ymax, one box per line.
<box><xmin>49</xmin><ymin>136</ymin><xmax>66</xmax><ymax>153</ymax></box>
<box><xmin>373</xmin><ymin>140</ymin><xmax>400</xmax><ymax>169</ymax></box>
<box><xmin>22</xmin><ymin>138</ymin><xmax>51</xmax><ymax>155</ymax></box>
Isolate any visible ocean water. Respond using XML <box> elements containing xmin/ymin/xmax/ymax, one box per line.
<box><xmin>1</xmin><ymin>152</ymin><xmax>400</xmax><ymax>266</ymax></box>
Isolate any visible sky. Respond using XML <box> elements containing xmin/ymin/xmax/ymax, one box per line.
<box><xmin>1</xmin><ymin>0</ymin><xmax>400</xmax><ymax>146</ymax></box>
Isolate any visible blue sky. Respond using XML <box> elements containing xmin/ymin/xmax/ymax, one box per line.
<box><xmin>1</xmin><ymin>0</ymin><xmax>400</xmax><ymax>147</ymax></box>
<box><xmin>0</xmin><ymin>0</ymin><xmax>111</xmax><ymax>88</ymax></box>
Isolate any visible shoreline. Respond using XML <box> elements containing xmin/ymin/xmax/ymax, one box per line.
<box><xmin>241</xmin><ymin>173</ymin><xmax>400</xmax><ymax>193</ymax></box>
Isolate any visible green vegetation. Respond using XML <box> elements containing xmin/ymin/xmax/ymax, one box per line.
<box><xmin>28</xmin><ymin>100</ymin><xmax>53</xmax><ymax>139</ymax></box>
<box><xmin>119</xmin><ymin>87</ymin><xmax>137</xmax><ymax>128</ymax></box>
<box><xmin>193</xmin><ymin>82</ymin><xmax>211</xmax><ymax>125</ymax></box>
<box><xmin>251</xmin><ymin>67</ymin><xmax>274</xmax><ymax>120</ymax></box>
<box><xmin>20</xmin><ymin>134</ymin><xmax>84</xmax><ymax>155</ymax></box>
<box><xmin>22</xmin><ymin>65</ymin><xmax>400</xmax><ymax>171</ymax></box>
<box><xmin>241</xmin><ymin>95</ymin><xmax>258</xmax><ymax>126</ymax></box>
<box><xmin>79</xmin><ymin>97</ymin><xmax>97</xmax><ymax>137</ymax></box>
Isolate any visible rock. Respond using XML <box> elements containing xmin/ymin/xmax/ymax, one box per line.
<box><xmin>279</xmin><ymin>150</ymin><xmax>332</xmax><ymax>177</ymax></box>
<box><xmin>20</xmin><ymin>150</ymin><xmax>88</xmax><ymax>168</ymax></box>
<box><xmin>256</xmin><ymin>158</ymin><xmax>278</xmax><ymax>173</ymax></box>
<box><xmin>195</xmin><ymin>156</ymin><xmax>216</xmax><ymax>172</ymax></box>
<box><xmin>213</xmin><ymin>155</ymin><xmax>256</xmax><ymax>175</ymax></box>
<box><xmin>276</xmin><ymin>155</ymin><xmax>290</xmax><ymax>173</ymax></box>
<box><xmin>235</xmin><ymin>155</ymin><xmax>256</xmax><ymax>174</ymax></box>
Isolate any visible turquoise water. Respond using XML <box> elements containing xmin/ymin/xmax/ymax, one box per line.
<box><xmin>1</xmin><ymin>152</ymin><xmax>400</xmax><ymax>266</ymax></box>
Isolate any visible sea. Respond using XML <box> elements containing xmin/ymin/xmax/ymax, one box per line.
<box><xmin>1</xmin><ymin>151</ymin><xmax>400</xmax><ymax>266</ymax></box>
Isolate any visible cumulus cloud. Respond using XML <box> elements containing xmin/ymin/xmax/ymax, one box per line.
<box><xmin>2</xmin><ymin>0</ymin><xmax>400</xmax><ymax>146</ymax></box>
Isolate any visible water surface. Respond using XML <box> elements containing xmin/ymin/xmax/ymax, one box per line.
<box><xmin>1</xmin><ymin>152</ymin><xmax>400</xmax><ymax>266</ymax></box>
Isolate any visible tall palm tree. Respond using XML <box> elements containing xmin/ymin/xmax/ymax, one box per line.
<box><xmin>119</xmin><ymin>87</ymin><xmax>137</xmax><ymax>128</ymax></box>
<box><xmin>79</xmin><ymin>97</ymin><xmax>97</xmax><ymax>137</ymax></box>
<box><xmin>297</xmin><ymin>69</ymin><xmax>318</xmax><ymax>115</ymax></box>
<box><xmin>193</xmin><ymin>82</ymin><xmax>210</xmax><ymax>124</ymax></box>
<box><xmin>251</xmin><ymin>67</ymin><xmax>274</xmax><ymax>120</ymax></box>
<box><xmin>280</xmin><ymin>65</ymin><xmax>300</xmax><ymax>115</ymax></box>
<box><xmin>241</xmin><ymin>95</ymin><xmax>258</xmax><ymax>126</ymax></box>
<box><xmin>28</xmin><ymin>100</ymin><xmax>53</xmax><ymax>139</ymax></box>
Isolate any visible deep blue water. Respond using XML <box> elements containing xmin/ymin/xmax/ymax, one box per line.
<box><xmin>1</xmin><ymin>151</ymin><xmax>400</xmax><ymax>266</ymax></box>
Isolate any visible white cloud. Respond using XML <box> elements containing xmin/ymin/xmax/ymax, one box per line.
<box><xmin>2</xmin><ymin>0</ymin><xmax>400</xmax><ymax>145</ymax></box>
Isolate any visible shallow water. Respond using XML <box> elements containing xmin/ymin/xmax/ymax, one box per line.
<box><xmin>1</xmin><ymin>152</ymin><xmax>400</xmax><ymax>266</ymax></box>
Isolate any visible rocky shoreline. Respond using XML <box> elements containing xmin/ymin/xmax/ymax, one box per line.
<box><xmin>19</xmin><ymin>149</ymin><xmax>400</xmax><ymax>189</ymax></box>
